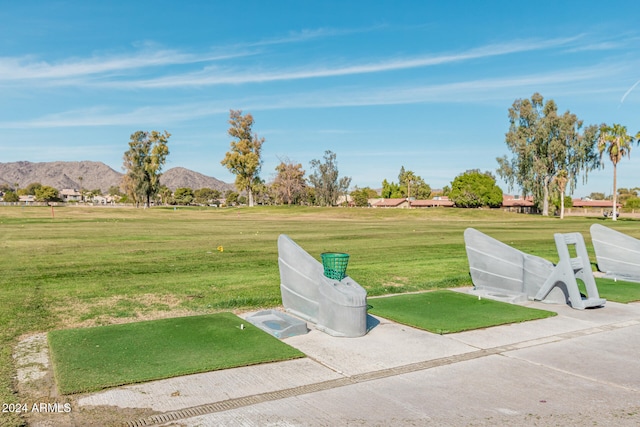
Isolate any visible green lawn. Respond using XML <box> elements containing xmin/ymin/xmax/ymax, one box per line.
<box><xmin>1</xmin><ymin>205</ymin><xmax>639</xmax><ymax>426</ymax></box>
<box><xmin>48</xmin><ymin>312</ymin><xmax>304</xmax><ymax>394</ymax></box>
<box><xmin>368</xmin><ymin>290</ymin><xmax>556</xmax><ymax>334</ymax></box>
<box><xmin>595</xmin><ymin>278</ymin><xmax>640</xmax><ymax>303</ymax></box>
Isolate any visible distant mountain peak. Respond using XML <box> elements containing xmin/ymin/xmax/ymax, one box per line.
<box><xmin>0</xmin><ymin>161</ymin><xmax>232</xmax><ymax>193</ymax></box>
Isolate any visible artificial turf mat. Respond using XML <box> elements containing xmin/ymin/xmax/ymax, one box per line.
<box><xmin>48</xmin><ymin>312</ymin><xmax>305</xmax><ymax>394</ymax></box>
<box><xmin>367</xmin><ymin>290</ymin><xmax>556</xmax><ymax>334</ymax></box>
<box><xmin>594</xmin><ymin>278</ymin><xmax>640</xmax><ymax>303</ymax></box>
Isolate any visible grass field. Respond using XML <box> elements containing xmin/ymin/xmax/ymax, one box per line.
<box><xmin>591</xmin><ymin>277</ymin><xmax>640</xmax><ymax>303</ymax></box>
<box><xmin>1</xmin><ymin>205</ymin><xmax>639</xmax><ymax>425</ymax></box>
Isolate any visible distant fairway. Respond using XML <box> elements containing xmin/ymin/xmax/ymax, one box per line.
<box><xmin>2</xmin><ymin>205</ymin><xmax>639</xmax><ymax>421</ymax></box>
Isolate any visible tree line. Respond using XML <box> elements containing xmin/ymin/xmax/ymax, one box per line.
<box><xmin>117</xmin><ymin>109</ymin><xmax>508</xmax><ymax>208</ymax></box>
<box><xmin>8</xmin><ymin>96</ymin><xmax>635</xmax><ymax>213</ymax></box>
<box><xmin>119</xmin><ymin>111</ymin><xmax>354</xmax><ymax>207</ymax></box>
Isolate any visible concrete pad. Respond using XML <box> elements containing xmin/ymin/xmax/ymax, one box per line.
<box><xmin>283</xmin><ymin>314</ymin><xmax>477</xmax><ymax>375</ymax></box>
<box><xmin>13</xmin><ymin>333</ymin><xmax>49</xmax><ymax>383</ymax></box>
<box><xmin>506</xmin><ymin>323</ymin><xmax>640</xmax><ymax>391</ymax></box>
<box><xmin>79</xmin><ymin>358</ymin><xmax>342</xmax><ymax>412</ymax></box>
<box><xmin>451</xmin><ymin>296</ymin><xmax>640</xmax><ymax>349</ymax></box>
<box><xmin>552</xmin><ymin>300</ymin><xmax>640</xmax><ymax>323</ymax></box>
<box><xmin>158</xmin><ymin>353</ymin><xmax>640</xmax><ymax>426</ymax></box>
<box><xmin>451</xmin><ymin>311</ymin><xmax>595</xmax><ymax>349</ymax></box>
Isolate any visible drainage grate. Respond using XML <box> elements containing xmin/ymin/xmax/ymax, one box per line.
<box><xmin>124</xmin><ymin>349</ymin><xmax>498</xmax><ymax>427</ymax></box>
<box><xmin>124</xmin><ymin>321</ymin><xmax>632</xmax><ymax>427</ymax></box>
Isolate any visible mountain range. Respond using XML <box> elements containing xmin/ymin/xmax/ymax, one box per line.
<box><xmin>0</xmin><ymin>161</ymin><xmax>234</xmax><ymax>193</ymax></box>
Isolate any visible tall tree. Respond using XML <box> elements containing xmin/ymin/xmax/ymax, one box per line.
<box><xmin>350</xmin><ymin>186</ymin><xmax>379</xmax><ymax>207</ymax></box>
<box><xmin>35</xmin><ymin>186</ymin><xmax>59</xmax><ymax>202</ymax></box>
<box><xmin>497</xmin><ymin>93</ymin><xmax>598</xmax><ymax>216</ymax></box>
<box><xmin>597</xmin><ymin>123</ymin><xmax>638</xmax><ymax>221</ymax></box>
<box><xmin>449</xmin><ymin>170</ymin><xmax>503</xmax><ymax>208</ymax></box>
<box><xmin>384</xmin><ymin>167</ymin><xmax>431</xmax><ymax>199</ymax></box>
<box><xmin>122</xmin><ymin>130</ymin><xmax>170</xmax><ymax>208</ymax></box>
<box><xmin>617</xmin><ymin>187</ymin><xmax>640</xmax><ymax>205</ymax></box>
<box><xmin>381</xmin><ymin>179</ymin><xmax>402</xmax><ymax>198</ymax></box>
<box><xmin>400</xmin><ymin>169</ymin><xmax>418</xmax><ymax>199</ymax></box>
<box><xmin>250</xmin><ymin>178</ymin><xmax>272</xmax><ymax>205</ymax></box>
<box><xmin>272</xmin><ymin>159</ymin><xmax>306</xmax><ymax>205</ymax></box>
<box><xmin>173</xmin><ymin>187</ymin><xmax>194</xmax><ymax>205</ymax></box>
<box><xmin>194</xmin><ymin>188</ymin><xmax>221</xmax><ymax>205</ymax></box>
<box><xmin>120</xmin><ymin>174</ymin><xmax>139</xmax><ymax>205</ymax></box>
<box><xmin>553</xmin><ymin>118</ymin><xmax>599</xmax><ymax>219</ymax></box>
<box><xmin>159</xmin><ymin>185</ymin><xmax>173</xmax><ymax>205</ymax></box>
<box><xmin>22</xmin><ymin>182</ymin><xmax>42</xmax><ymax>196</ymax></box>
<box><xmin>308</xmin><ymin>150</ymin><xmax>350</xmax><ymax>206</ymax></box>
<box><xmin>221</xmin><ymin>110</ymin><xmax>264</xmax><ymax>207</ymax></box>
<box><xmin>338</xmin><ymin>175</ymin><xmax>352</xmax><ymax>205</ymax></box>
<box><xmin>3</xmin><ymin>191</ymin><xmax>18</xmax><ymax>202</ymax></box>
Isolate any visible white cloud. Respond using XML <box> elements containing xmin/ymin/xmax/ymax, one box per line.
<box><xmin>0</xmin><ymin>103</ymin><xmax>228</xmax><ymax>128</ymax></box>
<box><xmin>0</xmin><ymin>62</ymin><xmax>624</xmax><ymax>129</ymax></box>
<box><xmin>102</xmin><ymin>36</ymin><xmax>584</xmax><ymax>89</ymax></box>
<box><xmin>0</xmin><ymin>35</ymin><xmax>582</xmax><ymax>88</ymax></box>
<box><xmin>246</xmin><ymin>25</ymin><xmax>386</xmax><ymax>47</ymax></box>
<box><xmin>0</xmin><ymin>49</ymin><xmax>254</xmax><ymax>83</ymax></box>
<box><xmin>620</xmin><ymin>79</ymin><xmax>640</xmax><ymax>104</ymax></box>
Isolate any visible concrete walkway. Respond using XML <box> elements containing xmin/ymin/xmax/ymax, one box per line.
<box><xmin>78</xmin><ymin>292</ymin><xmax>640</xmax><ymax>426</ymax></box>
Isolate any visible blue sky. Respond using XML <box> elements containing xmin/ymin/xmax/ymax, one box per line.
<box><xmin>1</xmin><ymin>0</ymin><xmax>639</xmax><ymax>197</ymax></box>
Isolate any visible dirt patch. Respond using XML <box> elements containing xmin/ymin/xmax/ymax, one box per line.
<box><xmin>382</xmin><ymin>276</ymin><xmax>409</xmax><ymax>288</ymax></box>
<box><xmin>50</xmin><ymin>293</ymin><xmax>199</xmax><ymax>329</ymax></box>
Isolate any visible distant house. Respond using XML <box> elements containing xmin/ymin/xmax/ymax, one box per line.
<box><xmin>502</xmin><ymin>194</ymin><xmax>536</xmax><ymax>214</ymax></box>
<box><xmin>571</xmin><ymin>199</ymin><xmax>620</xmax><ymax>209</ymax></box>
<box><xmin>371</xmin><ymin>198</ymin><xmax>411</xmax><ymax>208</ymax></box>
<box><xmin>59</xmin><ymin>189</ymin><xmax>82</xmax><ymax>202</ymax></box>
<box><xmin>18</xmin><ymin>195</ymin><xmax>36</xmax><ymax>203</ymax></box>
<box><xmin>410</xmin><ymin>197</ymin><xmax>454</xmax><ymax>208</ymax></box>
<box><xmin>570</xmin><ymin>198</ymin><xmax>621</xmax><ymax>216</ymax></box>
<box><xmin>370</xmin><ymin>197</ymin><xmax>454</xmax><ymax>209</ymax></box>
<box><xmin>91</xmin><ymin>195</ymin><xmax>117</xmax><ymax>205</ymax></box>
<box><xmin>364</xmin><ymin>194</ymin><xmax>625</xmax><ymax>215</ymax></box>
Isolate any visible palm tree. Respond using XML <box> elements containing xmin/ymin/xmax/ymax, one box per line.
<box><xmin>597</xmin><ymin>124</ymin><xmax>636</xmax><ymax>221</ymax></box>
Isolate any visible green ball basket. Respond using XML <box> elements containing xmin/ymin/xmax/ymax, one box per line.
<box><xmin>321</xmin><ymin>252</ymin><xmax>350</xmax><ymax>280</ymax></box>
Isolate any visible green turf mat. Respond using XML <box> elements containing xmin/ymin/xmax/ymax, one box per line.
<box><xmin>48</xmin><ymin>312</ymin><xmax>305</xmax><ymax>394</ymax></box>
<box><xmin>368</xmin><ymin>290</ymin><xmax>556</xmax><ymax>334</ymax></box>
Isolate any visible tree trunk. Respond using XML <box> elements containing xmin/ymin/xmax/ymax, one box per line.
<box><xmin>542</xmin><ymin>177</ymin><xmax>550</xmax><ymax>216</ymax></box>
<box><xmin>248</xmin><ymin>186</ymin><xmax>254</xmax><ymax>207</ymax></box>
<box><xmin>560</xmin><ymin>189</ymin><xmax>565</xmax><ymax>219</ymax></box>
<box><xmin>612</xmin><ymin>164</ymin><xmax>618</xmax><ymax>221</ymax></box>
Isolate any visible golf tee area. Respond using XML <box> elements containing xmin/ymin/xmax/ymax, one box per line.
<box><xmin>2</xmin><ymin>205</ymin><xmax>640</xmax><ymax>426</ymax></box>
